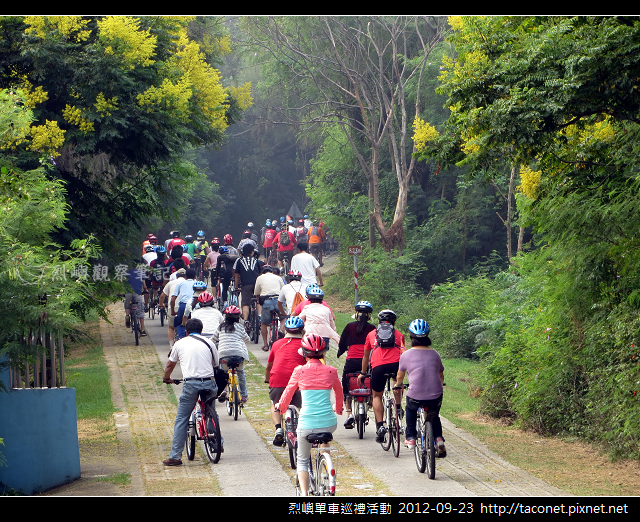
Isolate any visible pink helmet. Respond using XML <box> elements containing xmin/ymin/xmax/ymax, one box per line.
<box><xmin>198</xmin><ymin>291</ymin><xmax>214</xmax><ymax>305</ymax></box>
<box><xmin>223</xmin><ymin>305</ymin><xmax>241</xmax><ymax>316</ymax></box>
<box><xmin>299</xmin><ymin>333</ymin><xmax>328</xmax><ymax>358</ymax></box>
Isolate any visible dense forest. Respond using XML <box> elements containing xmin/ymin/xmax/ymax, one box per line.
<box><xmin>1</xmin><ymin>16</ymin><xmax>638</xmax><ymax>460</ymax></box>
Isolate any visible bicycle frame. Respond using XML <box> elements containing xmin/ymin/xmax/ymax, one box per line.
<box><xmin>297</xmin><ymin>432</ymin><xmax>336</xmax><ymax>496</ymax></box>
<box><xmin>284</xmin><ymin>405</ymin><xmax>299</xmax><ymax>469</ymax></box>
<box><xmin>381</xmin><ymin>373</ymin><xmax>401</xmax><ymax>457</ymax></box>
<box><xmin>347</xmin><ymin>373</ymin><xmax>371</xmax><ymax>439</ymax></box>
<box><xmin>221</xmin><ymin>359</ymin><xmax>243</xmax><ymax>420</ymax></box>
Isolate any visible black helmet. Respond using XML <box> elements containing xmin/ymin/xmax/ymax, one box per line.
<box><xmin>378</xmin><ymin>309</ymin><xmax>397</xmax><ymax>324</ymax></box>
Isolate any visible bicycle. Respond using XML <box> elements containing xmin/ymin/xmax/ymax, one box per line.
<box><xmin>283</xmin><ymin>405</ymin><xmax>299</xmax><ymax>469</ymax></box>
<box><xmin>268</xmin><ymin>307</ymin><xmax>280</xmax><ymax>351</ymax></box>
<box><xmin>170</xmin><ymin>379</ymin><xmax>222</xmax><ymax>464</ymax></box>
<box><xmin>381</xmin><ymin>372</ymin><xmax>402</xmax><ymax>458</ymax></box>
<box><xmin>347</xmin><ymin>373</ymin><xmax>372</xmax><ymax>439</ymax></box>
<box><xmin>123</xmin><ymin>293</ymin><xmax>141</xmax><ymax>346</ymax></box>
<box><xmin>221</xmin><ymin>357</ymin><xmax>243</xmax><ymax>421</ymax></box>
<box><xmin>159</xmin><ymin>303</ymin><xmax>167</xmax><ymax>327</ymax></box>
<box><xmin>227</xmin><ymin>279</ymin><xmax>238</xmax><ymax>307</ymax></box>
<box><xmin>296</xmin><ymin>432</ymin><xmax>336</xmax><ymax>496</ymax></box>
<box><xmin>148</xmin><ymin>293</ymin><xmax>158</xmax><ymax>321</ymax></box>
<box><xmin>246</xmin><ymin>297</ymin><xmax>260</xmax><ymax>344</ymax></box>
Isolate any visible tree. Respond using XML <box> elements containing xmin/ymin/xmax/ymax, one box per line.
<box><xmin>0</xmin><ymin>16</ymin><xmax>251</xmax><ymax>256</ymax></box>
<box><xmin>243</xmin><ymin>16</ymin><xmax>448</xmax><ymax>250</ymax></box>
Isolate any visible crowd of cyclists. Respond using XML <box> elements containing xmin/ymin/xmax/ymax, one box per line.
<box><xmin>125</xmin><ymin>218</ymin><xmax>445</xmax><ymax>495</ymax></box>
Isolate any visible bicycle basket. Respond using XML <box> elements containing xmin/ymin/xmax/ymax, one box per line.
<box><xmin>348</xmin><ymin>373</ymin><xmax>371</xmax><ymax>397</ymax></box>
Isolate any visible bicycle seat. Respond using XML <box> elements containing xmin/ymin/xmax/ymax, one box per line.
<box><xmin>383</xmin><ymin>372</ymin><xmax>397</xmax><ymax>379</ymax></box>
<box><xmin>306</xmin><ymin>432</ymin><xmax>333</xmax><ymax>444</ymax></box>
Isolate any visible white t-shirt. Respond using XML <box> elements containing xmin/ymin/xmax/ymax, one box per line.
<box><xmin>142</xmin><ymin>252</ymin><xmax>157</xmax><ymax>266</ymax></box>
<box><xmin>254</xmin><ymin>273</ymin><xmax>284</xmax><ymax>297</ymax></box>
<box><xmin>278</xmin><ymin>281</ymin><xmax>306</xmax><ymax>315</ymax></box>
<box><xmin>191</xmin><ymin>306</ymin><xmax>224</xmax><ymax>335</ymax></box>
<box><xmin>163</xmin><ymin>277</ymin><xmax>183</xmax><ymax>298</ymax></box>
<box><xmin>168</xmin><ymin>334</ymin><xmax>218</xmax><ymax>379</ymax></box>
<box><xmin>291</xmin><ymin>252</ymin><xmax>320</xmax><ymax>287</ymax></box>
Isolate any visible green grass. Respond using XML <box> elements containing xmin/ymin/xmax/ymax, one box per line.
<box><xmin>95</xmin><ymin>472</ymin><xmax>131</xmax><ymax>486</ymax></box>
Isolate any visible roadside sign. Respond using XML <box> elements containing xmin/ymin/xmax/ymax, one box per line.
<box><xmin>348</xmin><ymin>245</ymin><xmax>362</xmax><ymax>255</ymax></box>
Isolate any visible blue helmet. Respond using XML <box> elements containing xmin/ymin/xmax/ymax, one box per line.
<box><xmin>280</xmin><ymin>216</ymin><xmax>285</xmax><ymax>223</ymax></box>
<box><xmin>266</xmin><ymin>219</ymin><xmax>272</xmax><ymax>226</ymax></box>
<box><xmin>218</xmin><ymin>246</ymin><xmax>229</xmax><ymax>255</ymax></box>
<box><xmin>306</xmin><ymin>283</ymin><xmax>319</xmax><ymax>295</ymax></box>
<box><xmin>193</xmin><ymin>280</ymin><xmax>207</xmax><ymax>290</ymax></box>
<box><xmin>155</xmin><ymin>246</ymin><xmax>166</xmax><ymax>254</ymax></box>
<box><xmin>355</xmin><ymin>300</ymin><xmax>373</xmax><ymax>313</ymax></box>
<box><xmin>285</xmin><ymin>316</ymin><xmax>304</xmax><ymax>332</ymax></box>
<box><xmin>197</xmin><ymin>230</ymin><xmax>205</xmax><ymax>238</ymax></box>
<box><xmin>408</xmin><ymin>319</ymin><xmax>430</xmax><ymax>337</ymax></box>
<box><xmin>307</xmin><ymin>286</ymin><xmax>324</xmax><ymax>299</ymax></box>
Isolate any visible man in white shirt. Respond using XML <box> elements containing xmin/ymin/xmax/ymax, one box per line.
<box><xmin>278</xmin><ymin>270</ymin><xmax>306</xmax><ymax>317</ymax></box>
<box><xmin>162</xmin><ymin>318</ymin><xmax>220</xmax><ymax>466</ymax></box>
<box><xmin>254</xmin><ymin>265</ymin><xmax>285</xmax><ymax>351</ymax></box>
<box><xmin>160</xmin><ymin>268</ymin><xmax>185</xmax><ymax>345</ymax></box>
<box><xmin>291</xmin><ymin>242</ymin><xmax>323</xmax><ymax>288</ymax></box>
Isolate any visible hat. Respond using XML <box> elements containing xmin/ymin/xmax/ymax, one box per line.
<box><xmin>176</xmin><ymin>268</ymin><xmax>186</xmax><ymax>276</ymax></box>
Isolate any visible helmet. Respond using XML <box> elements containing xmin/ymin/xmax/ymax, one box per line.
<box><xmin>247</xmin><ymin>222</ymin><xmax>254</xmax><ymax>228</ymax></box>
<box><xmin>198</xmin><ymin>291</ymin><xmax>214</xmax><ymax>305</ymax></box>
<box><xmin>280</xmin><ymin>217</ymin><xmax>285</xmax><ymax>223</ymax></box>
<box><xmin>197</xmin><ymin>230</ymin><xmax>205</xmax><ymax>238</ymax></box>
<box><xmin>147</xmin><ymin>233</ymin><xmax>154</xmax><ymax>239</ymax></box>
<box><xmin>298</xmin><ymin>219</ymin><xmax>304</xmax><ymax>224</ymax></box>
<box><xmin>218</xmin><ymin>246</ymin><xmax>229</xmax><ymax>255</ymax></box>
<box><xmin>408</xmin><ymin>319</ymin><xmax>430</xmax><ymax>337</ymax></box>
<box><xmin>378</xmin><ymin>309</ymin><xmax>397</xmax><ymax>324</ymax></box>
<box><xmin>149</xmin><ymin>235</ymin><xmax>157</xmax><ymax>244</ymax></box>
<box><xmin>172</xmin><ymin>231</ymin><xmax>180</xmax><ymax>238</ymax></box>
<box><xmin>144</xmin><ymin>245</ymin><xmax>155</xmax><ymax>253</ymax></box>
<box><xmin>355</xmin><ymin>300</ymin><xmax>373</xmax><ymax>313</ymax></box>
<box><xmin>223</xmin><ymin>234</ymin><xmax>233</xmax><ymax>245</ymax></box>
<box><xmin>287</xmin><ymin>270</ymin><xmax>302</xmax><ymax>281</ymax></box>
<box><xmin>307</xmin><ymin>285</ymin><xmax>324</xmax><ymax>299</ymax></box>
<box><xmin>304</xmin><ymin>215</ymin><xmax>308</xmax><ymax>219</ymax></box>
<box><xmin>223</xmin><ymin>305</ymin><xmax>241</xmax><ymax>316</ymax></box>
<box><xmin>155</xmin><ymin>246</ymin><xmax>166</xmax><ymax>254</ymax></box>
<box><xmin>306</xmin><ymin>283</ymin><xmax>319</xmax><ymax>295</ymax></box>
<box><xmin>284</xmin><ymin>316</ymin><xmax>304</xmax><ymax>332</ymax></box>
<box><xmin>243</xmin><ymin>230</ymin><xmax>251</xmax><ymax>238</ymax></box>
<box><xmin>261</xmin><ymin>264</ymin><xmax>273</xmax><ymax>274</ymax></box>
<box><xmin>185</xmin><ymin>234</ymin><xmax>194</xmax><ymax>242</ymax></box>
<box><xmin>266</xmin><ymin>219</ymin><xmax>272</xmax><ymax>226</ymax></box>
<box><xmin>287</xmin><ymin>219</ymin><xmax>294</xmax><ymax>225</ymax></box>
<box><xmin>193</xmin><ymin>280</ymin><xmax>207</xmax><ymax>291</ymax></box>
<box><xmin>299</xmin><ymin>333</ymin><xmax>327</xmax><ymax>358</ymax></box>
<box><xmin>271</xmin><ymin>220</ymin><xmax>278</xmax><ymax>227</ymax></box>
<box><xmin>211</xmin><ymin>237</ymin><xmax>220</xmax><ymax>245</ymax></box>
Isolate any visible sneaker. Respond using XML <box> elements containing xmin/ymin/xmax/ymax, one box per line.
<box><xmin>163</xmin><ymin>458</ymin><xmax>182</xmax><ymax>466</ymax></box>
<box><xmin>140</xmin><ymin>330</ymin><xmax>148</xmax><ymax>337</ymax></box>
<box><xmin>217</xmin><ymin>391</ymin><xmax>227</xmax><ymax>403</ymax></box>
<box><xmin>241</xmin><ymin>396</ymin><xmax>248</xmax><ymax>403</ymax></box>
<box><xmin>436</xmin><ymin>437</ymin><xmax>447</xmax><ymax>458</ymax></box>
<box><xmin>375</xmin><ymin>425</ymin><xmax>386</xmax><ymax>443</ymax></box>
<box><xmin>343</xmin><ymin>416</ymin><xmax>355</xmax><ymax>429</ymax></box>
<box><xmin>404</xmin><ymin>439</ymin><xmax>416</xmax><ymax>447</ymax></box>
<box><xmin>125</xmin><ymin>315</ymin><xmax>131</xmax><ymax>328</ymax></box>
<box><xmin>273</xmin><ymin>428</ymin><xmax>285</xmax><ymax>446</ymax></box>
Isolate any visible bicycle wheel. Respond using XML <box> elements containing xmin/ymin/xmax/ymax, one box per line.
<box><xmin>381</xmin><ymin>395</ymin><xmax>393</xmax><ymax>452</ymax></box>
<box><xmin>392</xmin><ymin>404</ymin><xmax>401</xmax><ymax>458</ymax></box>
<box><xmin>252</xmin><ymin>307</ymin><xmax>260</xmax><ymax>344</ymax></box>
<box><xmin>356</xmin><ymin>402</ymin><xmax>367</xmax><ymax>439</ymax></box>
<box><xmin>232</xmin><ymin>383</ymin><xmax>240</xmax><ymax>421</ymax></box>
<box><xmin>318</xmin><ymin>452</ymin><xmax>335</xmax><ymax>496</ymax></box>
<box><xmin>204</xmin><ymin>405</ymin><xmax>222</xmax><ymax>464</ymax></box>
<box><xmin>285</xmin><ymin>408</ymin><xmax>298</xmax><ymax>469</ymax></box>
<box><xmin>186</xmin><ymin>410</ymin><xmax>196</xmax><ymax>461</ymax></box>
<box><xmin>159</xmin><ymin>307</ymin><xmax>165</xmax><ymax>327</ymax></box>
<box><xmin>414</xmin><ymin>411</ymin><xmax>427</xmax><ymax>473</ymax></box>
<box><xmin>226</xmin><ymin>382</ymin><xmax>233</xmax><ymax>416</ymax></box>
<box><xmin>425</xmin><ymin>419</ymin><xmax>436</xmax><ymax>480</ymax></box>
<box><xmin>133</xmin><ymin>315</ymin><xmax>140</xmax><ymax>346</ymax></box>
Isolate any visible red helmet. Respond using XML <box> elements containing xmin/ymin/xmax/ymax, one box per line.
<box><xmin>287</xmin><ymin>270</ymin><xmax>302</xmax><ymax>280</ymax></box>
<box><xmin>211</xmin><ymin>237</ymin><xmax>220</xmax><ymax>245</ymax></box>
<box><xmin>223</xmin><ymin>305</ymin><xmax>241</xmax><ymax>316</ymax></box>
<box><xmin>223</xmin><ymin>234</ymin><xmax>233</xmax><ymax>245</ymax></box>
<box><xmin>149</xmin><ymin>235</ymin><xmax>157</xmax><ymax>244</ymax></box>
<box><xmin>299</xmin><ymin>333</ymin><xmax>328</xmax><ymax>358</ymax></box>
<box><xmin>198</xmin><ymin>291</ymin><xmax>214</xmax><ymax>305</ymax></box>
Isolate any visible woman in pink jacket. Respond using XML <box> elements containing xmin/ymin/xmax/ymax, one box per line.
<box><xmin>276</xmin><ymin>333</ymin><xmax>343</xmax><ymax>496</ymax></box>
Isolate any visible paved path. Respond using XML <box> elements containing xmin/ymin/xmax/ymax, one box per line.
<box><xmin>50</xmin><ymin>251</ymin><xmax>568</xmax><ymax>496</ymax></box>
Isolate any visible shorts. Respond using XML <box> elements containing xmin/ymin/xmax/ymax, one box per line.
<box><xmin>240</xmin><ymin>284</ymin><xmax>255</xmax><ymax>307</ymax></box>
<box><xmin>309</xmin><ymin>243</ymin><xmax>322</xmax><ymax>255</ymax></box>
<box><xmin>261</xmin><ymin>297</ymin><xmax>283</xmax><ymax>324</ymax></box>
<box><xmin>124</xmin><ymin>293</ymin><xmax>145</xmax><ymax>319</ymax></box>
<box><xmin>277</xmin><ymin>250</ymin><xmax>293</xmax><ymax>262</ymax></box>
<box><xmin>370</xmin><ymin>362</ymin><xmax>399</xmax><ymax>393</ymax></box>
<box><xmin>269</xmin><ymin>387</ymin><xmax>302</xmax><ymax>409</ymax></box>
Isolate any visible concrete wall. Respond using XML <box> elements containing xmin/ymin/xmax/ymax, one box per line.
<box><xmin>0</xmin><ymin>387</ymin><xmax>81</xmax><ymax>495</ymax></box>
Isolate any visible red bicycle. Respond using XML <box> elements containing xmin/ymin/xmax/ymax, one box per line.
<box><xmin>170</xmin><ymin>379</ymin><xmax>222</xmax><ymax>464</ymax></box>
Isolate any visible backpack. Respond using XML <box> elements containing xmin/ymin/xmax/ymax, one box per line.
<box><xmin>375</xmin><ymin>322</ymin><xmax>397</xmax><ymax>349</ymax></box>
<box><xmin>291</xmin><ymin>284</ymin><xmax>305</xmax><ymax>311</ymax></box>
<box><xmin>280</xmin><ymin>229</ymin><xmax>291</xmax><ymax>246</ymax></box>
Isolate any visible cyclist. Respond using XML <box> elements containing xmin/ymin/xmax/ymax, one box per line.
<box><xmin>290</xmin><ymin>241</ymin><xmax>323</xmax><ymax>288</ymax></box>
<box><xmin>141</xmin><ymin>245</ymin><xmax>157</xmax><ymax>311</ymax></box>
<box><xmin>295</xmin><ymin>219</ymin><xmax>308</xmax><ymax>254</ymax></box>
<box><xmin>233</xmin><ymin>243</ymin><xmax>264</xmax><ymax>325</ymax></box>
<box><xmin>194</xmin><ymin>231</ymin><xmax>209</xmax><ymax>277</ymax></box>
<box><xmin>337</xmin><ymin>301</ymin><xmax>376</xmax><ymax>429</ymax></box>
<box><xmin>307</xmin><ymin>221</ymin><xmax>326</xmax><ymax>266</ymax></box>
<box><xmin>254</xmin><ymin>264</ymin><xmax>285</xmax><ymax>352</ymax></box>
<box><xmin>275</xmin><ymin>334</ymin><xmax>343</xmax><ymax>497</ymax></box>
<box><xmin>142</xmin><ymin>233</ymin><xmax>153</xmax><ymax>255</ymax></box>
<box><xmin>149</xmin><ymin>246</ymin><xmax>168</xmax><ymax>304</ymax></box>
<box><xmin>215</xmin><ymin>244</ymin><xmax>239</xmax><ymax>306</ymax></box>
<box><xmin>184</xmin><ymin>234</ymin><xmax>197</xmax><ymax>263</ymax></box>
<box><xmin>396</xmin><ymin>319</ymin><xmax>446</xmax><ymax>456</ymax></box>
<box><xmin>162</xmin><ymin>317</ymin><xmax>220</xmax><ymax>466</ymax></box>
<box><xmin>246</xmin><ymin>221</ymin><xmax>259</xmax><ymax>244</ymax></box>
<box><xmin>265</xmin><ymin>316</ymin><xmax>306</xmax><ymax>446</ymax></box>
<box><xmin>277</xmin><ymin>270</ymin><xmax>306</xmax><ymax>319</ymax></box>
<box><xmin>190</xmin><ymin>291</ymin><xmax>224</xmax><ymax>336</ymax></box>
<box><xmin>160</xmin><ymin>268</ymin><xmax>185</xmax><ymax>345</ymax></box>
<box><xmin>204</xmin><ymin>237</ymin><xmax>221</xmax><ymax>296</ymax></box>
<box><xmin>291</xmin><ymin>283</ymin><xmax>333</xmax><ymax>317</ymax></box>
<box><xmin>211</xmin><ymin>305</ymin><xmax>250</xmax><ymax>403</ymax></box>
<box><xmin>237</xmin><ymin>230</ymin><xmax>259</xmax><ymax>258</ymax></box>
<box><xmin>272</xmin><ymin>222</ymin><xmax>297</xmax><ymax>274</ymax></box>
<box><xmin>357</xmin><ymin>309</ymin><xmax>406</xmax><ymax>443</ymax></box>
<box><xmin>170</xmin><ymin>268</ymin><xmax>196</xmax><ymax>340</ymax></box>
<box><xmin>167</xmin><ymin>230</ymin><xmax>185</xmax><ymax>254</ymax></box>
<box><xmin>297</xmin><ymin>287</ymin><xmax>340</xmax><ymax>350</ymax></box>
<box><xmin>263</xmin><ymin>220</ymin><xmax>278</xmax><ymax>264</ymax></box>
<box><xmin>123</xmin><ymin>264</ymin><xmax>148</xmax><ymax>337</ymax></box>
